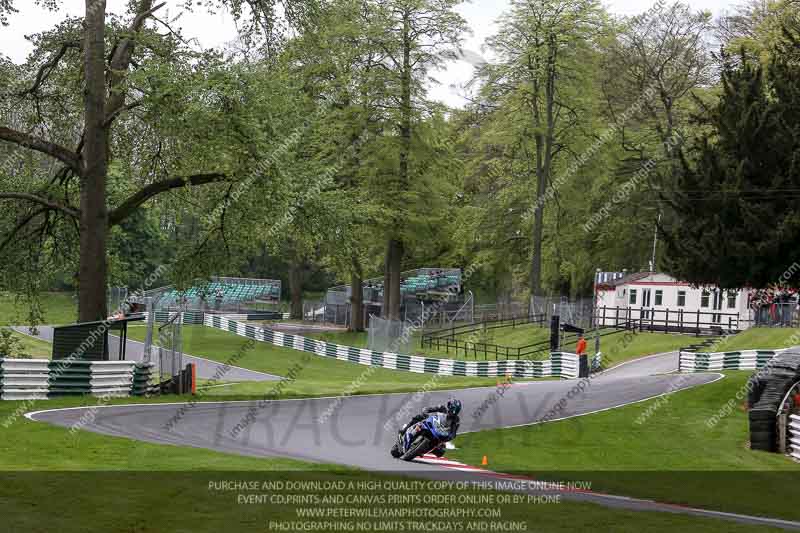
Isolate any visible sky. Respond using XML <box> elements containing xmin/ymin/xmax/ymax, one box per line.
<box><xmin>1</xmin><ymin>0</ymin><xmax>737</xmax><ymax>107</ymax></box>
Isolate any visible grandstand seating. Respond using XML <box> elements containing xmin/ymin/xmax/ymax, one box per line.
<box><xmin>156</xmin><ymin>279</ymin><xmax>281</xmax><ymax>308</ymax></box>
<box><xmin>365</xmin><ymin>270</ymin><xmax>461</xmax><ymax>298</ymax></box>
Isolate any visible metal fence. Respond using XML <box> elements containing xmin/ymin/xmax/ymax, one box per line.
<box><xmin>531</xmin><ymin>296</ymin><xmax>595</xmax><ymax>329</ymax></box>
<box><xmin>473</xmin><ymin>302</ymin><xmax>528</xmax><ymax>322</ymax></box>
<box><xmin>154</xmin><ymin>310</ymin><xmax>183</xmax><ymax>389</ymax></box>
<box><xmin>367</xmin><ymin>315</ymin><xmax>413</xmax><ymax>353</ymax></box>
<box><xmin>420</xmin><ymin>314</ymin><xmax>550</xmax><ymax>360</ymax></box>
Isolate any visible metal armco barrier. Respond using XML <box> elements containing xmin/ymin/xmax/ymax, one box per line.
<box><xmin>0</xmin><ymin>359</ymin><xmax>153</xmax><ymax>400</ymax></box>
<box><xmin>204</xmin><ymin>315</ymin><xmax>581</xmax><ymax>379</ymax></box>
<box><xmin>790</xmin><ymin>415</ymin><xmax>800</xmax><ymax>461</ymax></box>
<box><xmin>144</xmin><ymin>310</ymin><xmax>282</xmax><ymax>325</ymax></box>
<box><xmin>679</xmin><ymin>350</ymin><xmax>788</xmax><ymax>372</ymax></box>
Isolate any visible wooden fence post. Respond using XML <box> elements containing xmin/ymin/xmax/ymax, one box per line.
<box><xmin>696</xmin><ymin>310</ymin><xmax>700</xmax><ymax>337</ymax></box>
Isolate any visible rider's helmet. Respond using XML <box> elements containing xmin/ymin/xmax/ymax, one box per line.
<box><xmin>446</xmin><ymin>399</ymin><xmax>462</xmax><ymax>417</ymax></box>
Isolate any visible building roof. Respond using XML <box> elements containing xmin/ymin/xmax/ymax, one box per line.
<box><xmin>596</xmin><ymin>272</ymin><xmax>653</xmax><ymax>290</ymax></box>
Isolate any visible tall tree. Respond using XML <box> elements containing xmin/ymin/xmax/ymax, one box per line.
<box><xmin>362</xmin><ymin>0</ymin><xmax>467</xmax><ymax>320</ymax></box>
<box><xmin>661</xmin><ymin>25</ymin><xmax>800</xmax><ymax>288</ymax></box>
<box><xmin>603</xmin><ymin>2</ymin><xmax>713</xmax><ymax>171</ymax></box>
<box><xmin>483</xmin><ymin>0</ymin><xmax>604</xmax><ymax>299</ymax></box>
<box><xmin>0</xmin><ymin>0</ymin><xmax>314</xmax><ymax>321</ymax></box>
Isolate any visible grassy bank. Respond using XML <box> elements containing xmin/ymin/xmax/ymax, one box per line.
<box><xmin>0</xmin><ymin>292</ymin><xmax>77</xmax><ymax>327</ymax></box>
<box><xmin>449</xmin><ymin>371</ymin><xmax>800</xmax><ymax>521</ymax></box>
<box><xmin>699</xmin><ymin>327</ymin><xmax>800</xmax><ymax>352</ymax></box>
<box><xmin>125</xmin><ymin>325</ymin><xmax>503</xmax><ymax>396</ymax></box>
<box><xmin>0</xmin><ymin>329</ymin><xmax>53</xmax><ymax>358</ymax></box>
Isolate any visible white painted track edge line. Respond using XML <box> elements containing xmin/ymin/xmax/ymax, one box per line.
<box><xmin>458</xmin><ymin>372</ymin><xmax>725</xmax><ymax>434</ymax></box>
<box><xmin>24</xmin><ymin>373</ymin><xmax>723</xmax><ymax>429</ymax></box>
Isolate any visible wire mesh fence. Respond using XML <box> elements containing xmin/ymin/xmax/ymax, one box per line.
<box><xmin>367</xmin><ymin>315</ymin><xmax>413</xmax><ymax>353</ymax></box>
<box><xmin>531</xmin><ymin>296</ymin><xmax>594</xmax><ymax>329</ymax></box>
<box><xmin>154</xmin><ymin>310</ymin><xmax>183</xmax><ymax>388</ymax></box>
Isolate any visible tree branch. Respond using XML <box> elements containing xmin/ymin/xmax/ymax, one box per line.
<box><xmin>0</xmin><ymin>208</ymin><xmax>46</xmax><ymax>253</ymax></box>
<box><xmin>18</xmin><ymin>42</ymin><xmax>81</xmax><ymax>97</ymax></box>
<box><xmin>0</xmin><ymin>127</ymin><xmax>81</xmax><ymax>172</ymax></box>
<box><xmin>0</xmin><ymin>192</ymin><xmax>80</xmax><ymax>218</ymax></box>
<box><xmin>106</xmin><ymin>1</ymin><xmax>166</xmax><ymax>121</ymax></box>
<box><xmin>108</xmin><ymin>172</ymin><xmax>229</xmax><ymax>226</ymax></box>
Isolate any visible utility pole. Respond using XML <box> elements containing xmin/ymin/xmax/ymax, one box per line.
<box><xmin>650</xmin><ymin>212</ymin><xmax>662</xmax><ymax>272</ymax></box>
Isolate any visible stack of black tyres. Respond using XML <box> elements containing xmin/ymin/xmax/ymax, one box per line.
<box><xmin>748</xmin><ymin>352</ymin><xmax>800</xmax><ymax>452</ymax></box>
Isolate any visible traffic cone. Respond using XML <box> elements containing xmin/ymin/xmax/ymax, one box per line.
<box><xmin>481</xmin><ymin>455</ymin><xmax>488</xmax><ymax>466</ymax></box>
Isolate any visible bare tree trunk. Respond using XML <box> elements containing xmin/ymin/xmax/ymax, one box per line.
<box><xmin>530</xmin><ymin>165</ymin><xmax>546</xmax><ymax>299</ymax></box>
<box><xmin>382</xmin><ymin>11</ymin><xmax>413</xmax><ymax>323</ymax></box>
<box><xmin>79</xmin><ymin>0</ymin><xmax>109</xmax><ymax>322</ymax></box>
<box><xmin>386</xmin><ymin>238</ymin><xmax>404</xmax><ymax>321</ymax></box>
<box><xmin>530</xmin><ymin>110</ymin><xmax>546</xmax><ymax>300</ymax></box>
<box><xmin>289</xmin><ymin>260</ymin><xmax>303</xmax><ymax>321</ymax></box>
<box><xmin>383</xmin><ymin>239</ymin><xmax>393</xmax><ymax>319</ymax></box>
<box><xmin>349</xmin><ymin>256</ymin><xmax>364</xmax><ymax>332</ymax></box>
<box><xmin>529</xmin><ymin>35</ymin><xmax>558</xmax><ymax>303</ymax></box>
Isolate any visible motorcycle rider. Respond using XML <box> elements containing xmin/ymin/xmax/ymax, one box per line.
<box><xmin>396</xmin><ymin>398</ymin><xmax>462</xmax><ymax>458</ymax></box>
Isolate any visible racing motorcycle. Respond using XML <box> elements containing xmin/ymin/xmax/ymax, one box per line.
<box><xmin>390</xmin><ymin>412</ymin><xmax>452</xmax><ymax>461</ymax></box>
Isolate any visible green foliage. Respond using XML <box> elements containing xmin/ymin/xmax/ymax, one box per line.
<box><xmin>2</xmin><ymin>0</ymin><xmax>798</xmax><ymax>309</ymax></box>
<box><xmin>0</xmin><ymin>327</ymin><xmax>26</xmax><ymax>358</ymax></box>
<box><xmin>662</xmin><ymin>27</ymin><xmax>800</xmax><ymax>288</ymax></box>
<box><xmin>107</xmin><ymin>209</ymin><xmax>171</xmax><ymax>290</ymax></box>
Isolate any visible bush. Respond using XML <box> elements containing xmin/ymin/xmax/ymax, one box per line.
<box><xmin>0</xmin><ymin>328</ymin><xmax>29</xmax><ymax>358</ymax></box>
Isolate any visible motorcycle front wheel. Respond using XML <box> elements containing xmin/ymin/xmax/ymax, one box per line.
<box><xmin>401</xmin><ymin>435</ymin><xmax>431</xmax><ymax>461</ymax></box>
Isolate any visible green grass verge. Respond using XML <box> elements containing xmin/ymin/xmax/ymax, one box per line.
<box><xmin>449</xmin><ymin>371</ymin><xmax>800</xmax><ymax>521</ymax></box>
<box><xmin>0</xmin><ymin>329</ymin><xmax>53</xmax><ymax>358</ymax></box>
<box><xmin>126</xmin><ymin>325</ymin><xmax>502</xmax><ymax>396</ymax></box>
<box><xmin>700</xmin><ymin>327</ymin><xmax>800</xmax><ymax>352</ymax></box>
<box><xmin>0</xmin><ymin>291</ymin><xmax>77</xmax><ymax>327</ymax></box>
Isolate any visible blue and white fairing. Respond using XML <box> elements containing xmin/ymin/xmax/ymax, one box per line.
<box><xmin>403</xmin><ymin>412</ymin><xmax>452</xmax><ymax>450</ymax></box>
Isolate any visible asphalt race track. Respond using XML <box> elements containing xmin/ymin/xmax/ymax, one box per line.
<box><xmin>24</xmin><ymin>351</ymin><xmax>800</xmax><ymax>530</ymax></box>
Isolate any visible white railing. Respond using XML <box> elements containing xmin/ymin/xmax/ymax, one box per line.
<box><xmin>790</xmin><ymin>415</ymin><xmax>800</xmax><ymax>461</ymax></box>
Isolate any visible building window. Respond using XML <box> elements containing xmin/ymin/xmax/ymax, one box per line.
<box><xmin>655</xmin><ymin>290</ymin><xmax>663</xmax><ymax>306</ymax></box>
<box><xmin>629</xmin><ymin>289</ymin><xmax>637</xmax><ymax>305</ymax></box>
<box><xmin>677</xmin><ymin>291</ymin><xmax>686</xmax><ymax>307</ymax></box>
<box><xmin>701</xmin><ymin>290</ymin><xmax>710</xmax><ymax>308</ymax></box>
<box><xmin>727</xmin><ymin>292</ymin><xmax>737</xmax><ymax>309</ymax></box>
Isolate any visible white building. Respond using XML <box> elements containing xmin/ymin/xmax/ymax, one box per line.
<box><xmin>594</xmin><ymin>272</ymin><xmax>754</xmax><ymax>332</ymax></box>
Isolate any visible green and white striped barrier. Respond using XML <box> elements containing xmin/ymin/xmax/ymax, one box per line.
<box><xmin>679</xmin><ymin>349</ymin><xmax>789</xmax><ymax>372</ymax></box>
<box><xmin>0</xmin><ymin>359</ymin><xmax>153</xmax><ymax>400</ymax></box>
<box><xmin>204</xmin><ymin>315</ymin><xmax>580</xmax><ymax>379</ymax></box>
<box><xmin>790</xmin><ymin>414</ymin><xmax>800</xmax><ymax>461</ymax></box>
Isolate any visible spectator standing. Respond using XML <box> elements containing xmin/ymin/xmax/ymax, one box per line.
<box><xmin>576</xmin><ymin>335</ymin><xmax>587</xmax><ymax>356</ymax></box>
